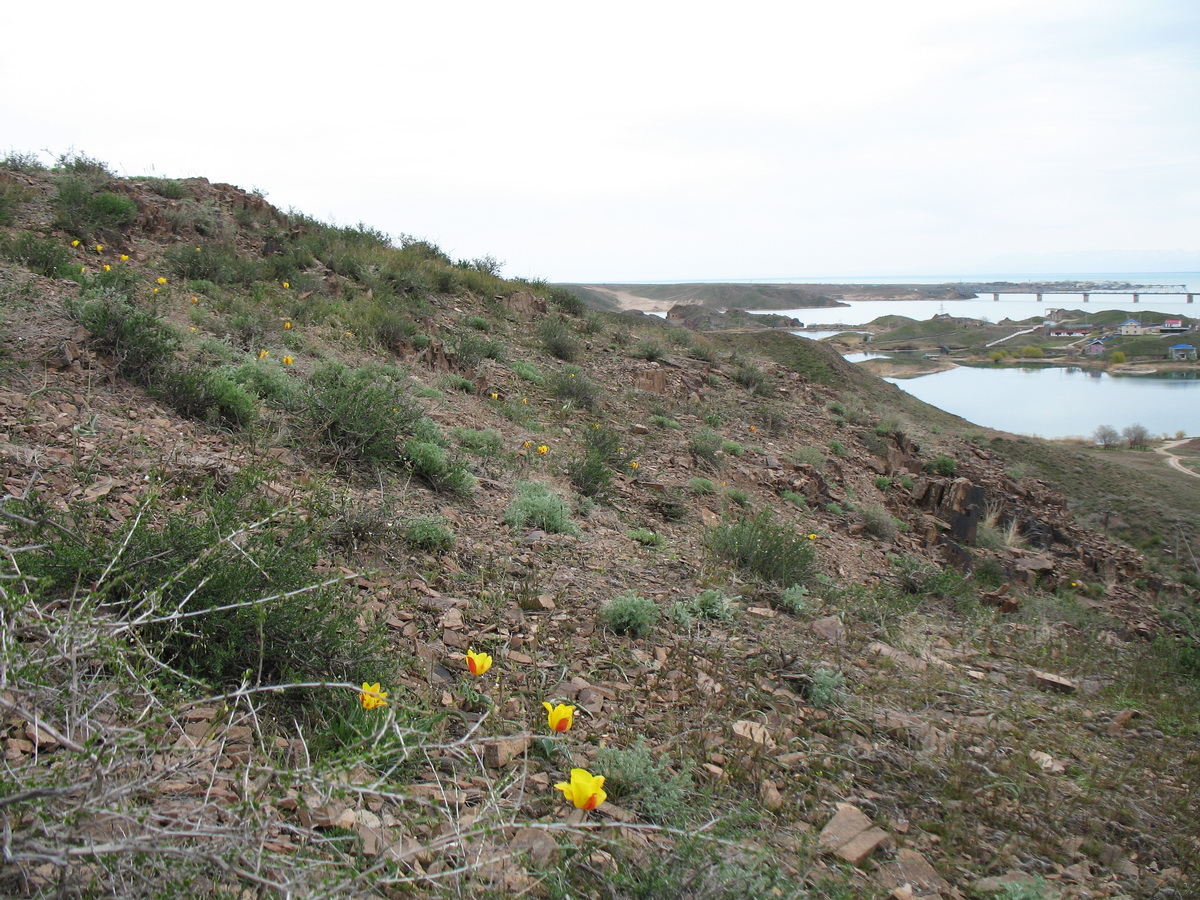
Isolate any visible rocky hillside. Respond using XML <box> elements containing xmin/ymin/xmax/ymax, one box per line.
<box><xmin>1</xmin><ymin>155</ymin><xmax>1198</xmax><ymax>899</ymax></box>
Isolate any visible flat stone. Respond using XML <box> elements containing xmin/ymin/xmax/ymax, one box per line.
<box><xmin>811</xmin><ymin>615</ymin><xmax>845</xmax><ymax>643</ymax></box>
<box><xmin>834</xmin><ymin>826</ymin><xmax>892</xmax><ymax>866</ymax></box>
<box><xmin>511</xmin><ymin>826</ymin><xmax>559</xmax><ymax>866</ymax></box>
<box><xmin>876</xmin><ymin>848</ymin><xmax>952</xmax><ymax>896</ymax></box>
<box><xmin>483</xmin><ymin>736</ymin><xmax>531</xmax><ymax>768</ymax></box>
<box><xmin>1030</xmin><ymin>669</ymin><xmax>1076</xmax><ymax>693</ymax></box>
<box><xmin>732</xmin><ymin>720</ymin><xmax>776</xmax><ymax>749</ymax></box>
<box><xmin>817</xmin><ymin>805</ymin><xmax>875</xmax><ymax>853</ymax></box>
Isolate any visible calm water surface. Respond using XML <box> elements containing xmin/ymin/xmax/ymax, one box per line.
<box><xmin>883</xmin><ymin>365</ymin><xmax>1199</xmax><ymax>439</ymax></box>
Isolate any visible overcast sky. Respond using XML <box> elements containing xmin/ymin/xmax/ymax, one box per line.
<box><xmin>4</xmin><ymin>1</ymin><xmax>1198</xmax><ymax>282</ymax></box>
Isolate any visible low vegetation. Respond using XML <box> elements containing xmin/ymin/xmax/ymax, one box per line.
<box><xmin>0</xmin><ymin>154</ymin><xmax>1196</xmax><ymax>900</ymax></box>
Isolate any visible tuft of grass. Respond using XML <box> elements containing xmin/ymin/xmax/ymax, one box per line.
<box><xmin>689</xmin><ymin>427</ymin><xmax>723</xmax><ymax>469</ymax></box>
<box><xmin>548</xmin><ymin>366</ymin><xmax>600</xmax><ymax>409</ymax></box>
<box><xmin>594</xmin><ymin>739</ymin><xmax>693</xmax><ymax>824</ymax></box>
<box><xmin>629</xmin><ymin>527</ymin><xmax>664</xmax><ymax>548</ymax></box>
<box><xmin>509</xmin><ymin>359</ymin><xmax>544</xmax><ymax>384</ymax></box>
<box><xmin>599</xmin><ymin>591</ymin><xmax>659</xmax><ymax>637</ymax></box>
<box><xmin>925</xmin><ymin>454</ymin><xmax>958</xmax><ymax>476</ymax></box>
<box><xmin>53</xmin><ymin>175</ymin><xmax>138</xmax><ymax>240</ymax></box>
<box><xmin>688</xmin><ymin>476</ymin><xmax>716</xmax><ymax>494</ymax></box>
<box><xmin>538</xmin><ymin>317</ymin><xmax>578</xmax><ymax>361</ymax></box>
<box><xmin>859</xmin><ymin>502</ymin><xmax>899</xmax><ymax>541</ymax></box>
<box><xmin>705</xmin><ymin>510</ymin><xmax>818</xmax><ymax>587</ymax></box>
<box><xmin>504</xmin><ymin>481</ymin><xmax>579</xmax><ymax>535</ymax></box>
<box><xmin>402</xmin><ymin>515</ymin><xmax>455</xmax><ymax>552</ymax></box>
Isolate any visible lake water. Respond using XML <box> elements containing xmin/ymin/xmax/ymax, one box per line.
<box><xmin>738</xmin><ymin>272</ymin><xmax>1200</xmax><ymax>439</ymax></box>
<box><xmin>880</xmin><ymin>365</ymin><xmax>1199</xmax><ymax>440</ymax></box>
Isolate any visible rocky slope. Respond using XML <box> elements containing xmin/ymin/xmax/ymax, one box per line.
<box><xmin>1</xmin><ymin>160</ymin><xmax>1197</xmax><ymax>899</ymax></box>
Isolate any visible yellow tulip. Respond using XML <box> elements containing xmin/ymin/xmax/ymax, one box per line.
<box><xmin>283</xmin><ymin>356</ymin><xmax>294</xmax><ymax>365</ymax></box>
<box><xmin>102</xmin><ymin>264</ymin><xmax>111</xmax><ymax>272</ymax></box>
<box><xmin>360</xmin><ymin>682</ymin><xmax>388</xmax><ymax>710</ymax></box>
<box><xmin>120</xmin><ymin>254</ymin><xmax>129</xmax><ymax>262</ymax></box>
<box><xmin>807</xmin><ymin>533</ymin><xmax>817</xmax><ymax>541</ymax></box>
<box><xmin>537</xmin><ymin>445</ymin><xmax>549</xmax><ymax>455</ymax></box>
<box><xmin>466</xmin><ymin>648</ymin><xmax>493</xmax><ymax>676</ymax></box>
<box><xmin>521</xmin><ymin>397</ymin><xmax>528</xmax><ymax>405</ymax></box>
<box><xmin>283</xmin><ymin>321</ymin><xmax>292</xmax><ymax>330</ymax></box>
<box><xmin>543</xmin><ymin>702</ymin><xmax>575</xmax><ymax>733</ymax></box>
<box><xmin>522</xmin><ymin>440</ymin><xmax>533</xmax><ymax>449</ymax></box>
<box><xmin>258</xmin><ymin>350</ymin><xmax>269</xmax><ymax>360</ymax></box>
<box><xmin>490</xmin><ymin>392</ymin><xmax>499</xmax><ymax>400</ymax></box>
<box><xmin>344</xmin><ymin>330</ymin><xmax>354</xmax><ymax>337</ymax></box>
<box><xmin>94</xmin><ymin>244</ymin><xmax>103</xmax><ymax>252</ymax></box>
<box><xmin>156</xmin><ymin>277</ymin><xmax>167</xmax><ymax>285</ymax></box>
<box><xmin>71</xmin><ymin>240</ymin><xmax>80</xmax><ymax>247</ymax></box>
<box><xmin>630</xmin><ymin>461</ymin><xmax>639</xmax><ymax>470</ymax></box>
<box><xmin>555</xmin><ymin>768</ymin><xmax>606</xmax><ymax>810</ymax></box>
<box><xmin>190</xmin><ymin>296</ymin><xmax>199</xmax><ymax>304</ymax></box>
<box><xmin>282</xmin><ymin>281</ymin><xmax>290</xmax><ymax>289</ymax></box>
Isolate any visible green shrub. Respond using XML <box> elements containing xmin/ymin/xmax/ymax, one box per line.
<box><xmin>687</xmin><ymin>588</ymin><xmax>736</xmax><ymax>622</ymax></box>
<box><xmin>7</xmin><ymin>472</ymin><xmax>384</xmax><ymax>691</ymax></box>
<box><xmin>925</xmin><ymin>454</ymin><xmax>957</xmax><ymax>476</ymax></box>
<box><xmin>789</xmin><ymin>446</ymin><xmax>825</xmax><ymax>469</ymax></box>
<box><xmin>688</xmin><ymin>477</ymin><xmax>716</xmax><ymax>494</ymax></box>
<box><xmin>689</xmin><ymin>427</ymin><xmax>723</xmax><ymax>469</ymax></box>
<box><xmin>402</xmin><ymin>439</ymin><xmax>476</xmax><ymax>494</ymax></box>
<box><xmin>0</xmin><ymin>182</ymin><xmax>29</xmax><ymax>226</ymax></box>
<box><xmin>449</xmin><ymin>331</ymin><xmax>505</xmax><ymax>368</ymax></box>
<box><xmin>807</xmin><ymin>668</ymin><xmax>846</xmax><ymax>708</ymax></box>
<box><xmin>70</xmin><ymin>293</ymin><xmax>180</xmax><ymax>382</ymax></box>
<box><xmin>538</xmin><ymin>318</ymin><xmax>578</xmax><ymax>361</ymax></box>
<box><xmin>874</xmin><ymin>476</ymin><xmax>892</xmax><ymax>491</ymax></box>
<box><xmin>594</xmin><ymin>739</ymin><xmax>692</xmax><ymax>824</ymax></box>
<box><xmin>301</xmin><ymin>363</ymin><xmax>426</xmax><ymax>467</ymax></box>
<box><xmin>227</xmin><ymin>360</ymin><xmax>302</xmax><ymax>409</ymax></box>
<box><xmin>504</xmin><ymin>481</ymin><xmax>579</xmax><ymax>535</ymax></box>
<box><xmin>53</xmin><ymin>176</ymin><xmax>138</xmax><ymax>239</ymax></box>
<box><xmin>143</xmin><ymin>177</ymin><xmax>189</xmax><ymax>199</ymax></box>
<box><xmin>720</xmin><ymin>439</ymin><xmax>744</xmax><ymax>456</ymax></box>
<box><xmin>780</xmin><ymin>490</ymin><xmax>807</xmax><ymax>509</ymax></box>
<box><xmin>860</xmin><ymin>502</ymin><xmax>899</xmax><ymax>541</ymax></box>
<box><xmin>567</xmin><ymin>452</ymin><xmax>612</xmax><ymax>498</ymax></box>
<box><xmin>451</xmin><ymin>427</ymin><xmax>504</xmax><ymax>457</ymax></box>
<box><xmin>0</xmin><ymin>233</ymin><xmax>72</xmax><ymax>277</ymax></box>
<box><xmin>403</xmin><ymin>515</ymin><xmax>455</xmax><ymax>552</ymax></box>
<box><xmin>629</xmin><ymin>527</ymin><xmax>663</xmax><ymax>548</ymax></box>
<box><xmin>160</xmin><ymin>367</ymin><xmax>258</xmax><ymax>429</ymax></box>
<box><xmin>166</xmin><ymin>242</ymin><xmax>259</xmax><ymax>285</ymax></box>
<box><xmin>440</xmin><ymin>374</ymin><xmax>474</xmax><ymax>393</ymax></box>
<box><xmin>1</xmin><ymin>150</ymin><xmax>46</xmax><ymax>173</ymax></box>
<box><xmin>632</xmin><ymin>340</ymin><xmax>667</xmax><ymax>362</ymax></box>
<box><xmin>548</xmin><ymin>367</ymin><xmax>600</xmax><ymax>409</ymax></box>
<box><xmin>509</xmin><ymin>359</ymin><xmax>544</xmax><ymax>384</ymax></box>
<box><xmin>599</xmin><ymin>591</ymin><xmax>659</xmax><ymax>637</ymax></box>
<box><xmin>827</xmin><ymin>400</ymin><xmax>846</xmax><ymax>415</ymax></box>
<box><xmin>829</xmin><ymin>439</ymin><xmax>848</xmax><ymax>457</ymax></box>
<box><xmin>730</xmin><ymin>362</ymin><xmax>769</xmax><ymax>394</ymax></box>
<box><xmin>777</xmin><ymin>584</ymin><xmax>810</xmax><ymax>615</ymax></box>
<box><xmin>649</xmin><ymin>414</ymin><xmax>681</xmax><ymax>429</ymax></box>
<box><xmin>705</xmin><ymin>510</ymin><xmax>818</xmax><ymax>587</ymax></box>
<box><xmin>547</xmin><ymin>286</ymin><xmax>586</xmax><ymax>316</ymax></box>
<box><xmin>724</xmin><ymin>487</ymin><xmax>750</xmax><ymax>507</ymax></box>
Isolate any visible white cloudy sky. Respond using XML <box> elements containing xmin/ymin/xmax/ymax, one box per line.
<box><xmin>4</xmin><ymin>1</ymin><xmax>1197</xmax><ymax>281</ymax></box>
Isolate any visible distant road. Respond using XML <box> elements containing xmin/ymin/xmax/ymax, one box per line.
<box><xmin>1155</xmin><ymin>439</ymin><xmax>1200</xmax><ymax>479</ymax></box>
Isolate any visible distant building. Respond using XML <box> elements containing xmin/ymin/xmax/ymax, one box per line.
<box><xmin>1118</xmin><ymin>319</ymin><xmax>1149</xmax><ymax>336</ymax></box>
<box><xmin>1044</xmin><ymin>325</ymin><xmax>1092</xmax><ymax>338</ymax></box>
<box><xmin>1083</xmin><ymin>339</ymin><xmax>1107</xmax><ymax>356</ymax></box>
<box><xmin>1168</xmin><ymin>344</ymin><xmax>1197</xmax><ymax>360</ymax></box>
<box><xmin>1158</xmin><ymin>319</ymin><xmax>1191</xmax><ymax>334</ymax></box>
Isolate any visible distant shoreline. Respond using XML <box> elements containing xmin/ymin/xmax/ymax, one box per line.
<box><xmin>563</xmin><ymin>280</ymin><xmax>1159</xmax><ymax>314</ymax></box>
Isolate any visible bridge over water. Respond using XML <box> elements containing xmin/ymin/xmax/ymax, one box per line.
<box><xmin>985</xmin><ymin>286</ymin><xmax>1193</xmax><ymax>303</ymax></box>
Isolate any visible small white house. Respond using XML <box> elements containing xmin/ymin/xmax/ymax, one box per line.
<box><xmin>1118</xmin><ymin>319</ymin><xmax>1149</xmax><ymax>336</ymax></box>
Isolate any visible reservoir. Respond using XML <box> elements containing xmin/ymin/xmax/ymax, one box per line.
<box><xmin>880</xmin><ymin>364</ymin><xmax>1198</xmax><ymax>440</ymax></box>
